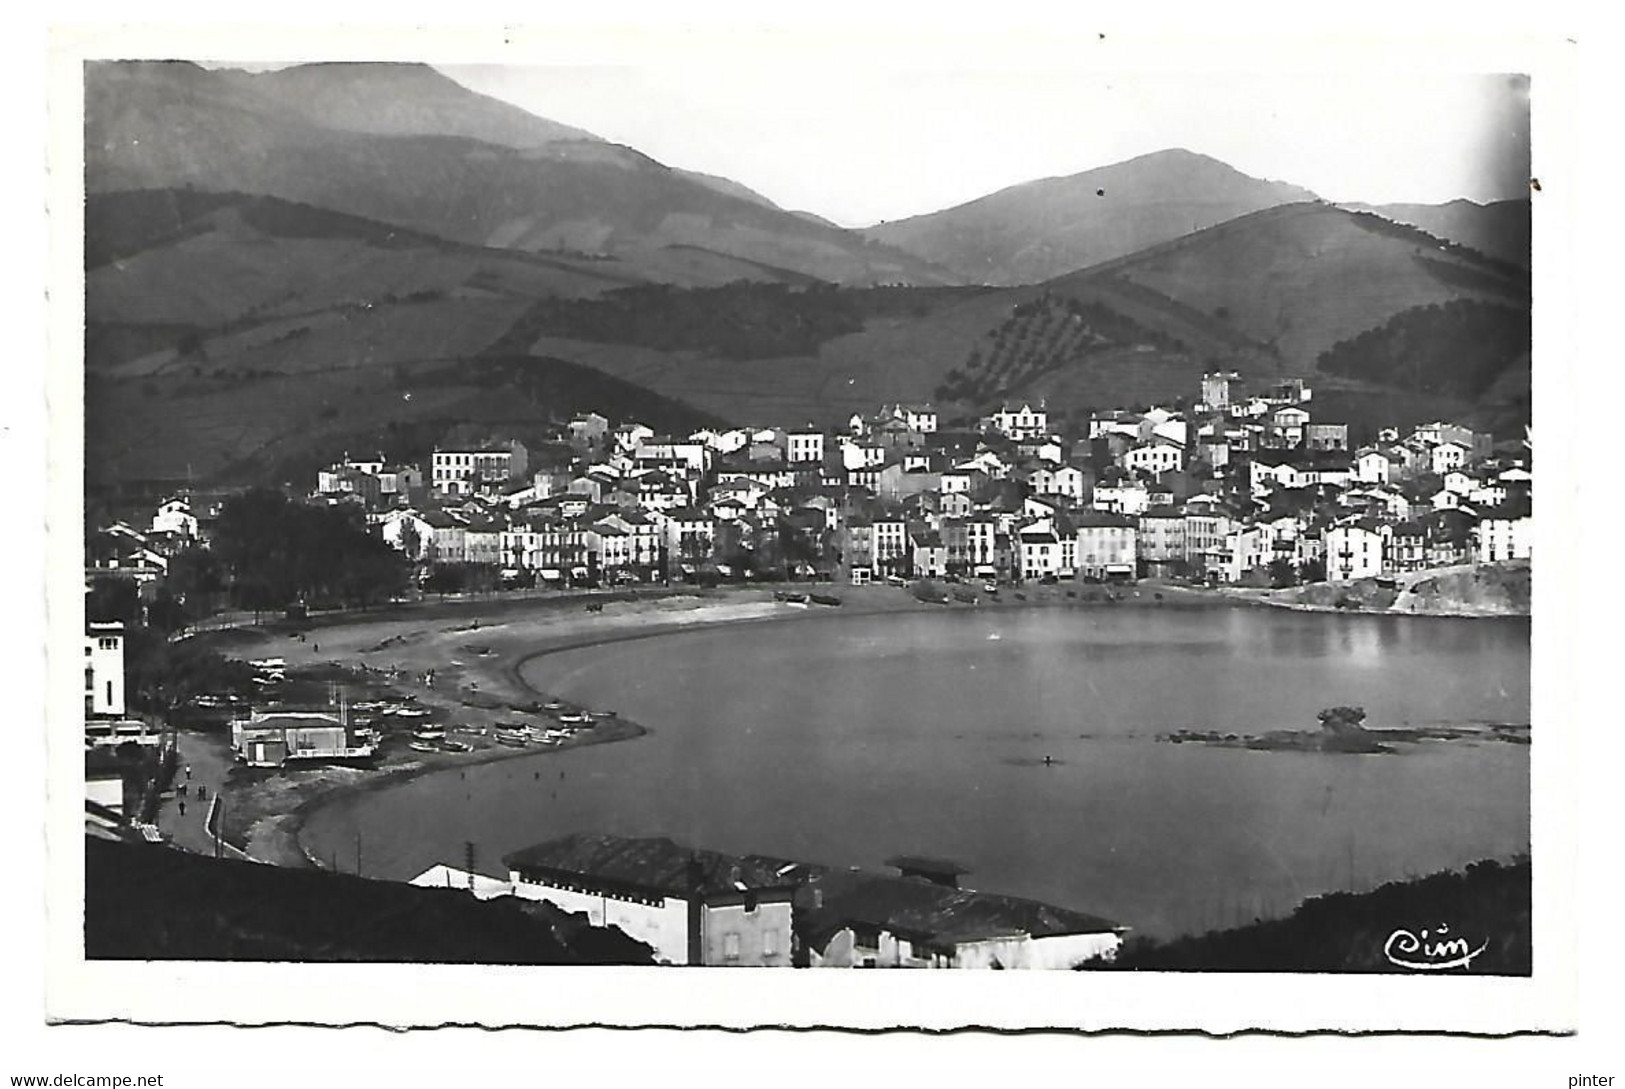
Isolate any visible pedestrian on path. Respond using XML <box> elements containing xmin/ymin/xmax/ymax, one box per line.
<box><xmin>178</xmin><ymin>799</ymin><xmax>186</xmax><ymax>817</ymax></box>
<box><xmin>185</xmin><ymin>764</ymin><xmax>192</xmax><ymax>780</ymax></box>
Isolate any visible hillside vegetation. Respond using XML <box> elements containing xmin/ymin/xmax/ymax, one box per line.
<box><xmin>86</xmin><ymin>350</ymin><xmax>721</xmax><ymax>493</ymax></box>
<box><xmin>1067</xmin><ymin>202</ymin><xmax>1529</xmax><ymax>370</ymax></box>
<box><xmin>1316</xmin><ymin>298</ymin><xmax>1530</xmax><ymax>400</ymax></box>
<box><xmin>1345</xmin><ymin>199</ymin><xmax>1531</xmax><ymax>269</ymax></box>
<box><xmin>492</xmin><ymin>281</ymin><xmax>985</xmax><ymax>362</ymax></box>
<box><xmin>1101</xmin><ymin>857</ymin><xmax>1529</xmax><ymax>973</ymax></box>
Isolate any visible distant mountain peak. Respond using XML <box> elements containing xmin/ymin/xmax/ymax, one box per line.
<box><xmin>228</xmin><ymin>61</ymin><xmax>604</xmax><ymax>147</ymax></box>
<box><xmin>866</xmin><ymin>149</ymin><xmax>1319</xmax><ymax>285</ymax></box>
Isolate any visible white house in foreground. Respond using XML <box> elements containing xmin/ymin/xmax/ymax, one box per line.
<box><xmin>503</xmin><ymin>834</ymin><xmax>800</xmax><ymax>967</ymax></box>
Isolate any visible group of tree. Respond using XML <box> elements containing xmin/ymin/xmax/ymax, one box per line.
<box><xmin>939</xmin><ymin>293</ymin><xmax>1186</xmax><ymax>406</ymax></box>
<box><xmin>488</xmin><ymin>281</ymin><xmax>870</xmax><ymax>361</ymax></box>
<box><xmin>1315</xmin><ymin>298</ymin><xmax>1529</xmax><ymax>400</ymax></box>
<box><xmin>209</xmin><ymin>488</ymin><xmax>409</xmax><ymax>613</ymax></box>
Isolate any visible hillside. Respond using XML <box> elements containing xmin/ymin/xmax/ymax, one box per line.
<box><xmin>865</xmin><ymin>149</ymin><xmax>1317</xmax><ymax>285</ymax></box>
<box><xmin>83</xmin><ymin>189</ymin><xmax>824</xmax><ymax>374</ymax></box>
<box><xmin>85</xmin><ymin>836</ymin><xmax>653</xmax><ymax>963</ymax></box>
<box><xmin>85</xmin><ymin>61</ymin><xmax>955</xmax><ymax>287</ymax></box>
<box><xmin>507</xmin><ymin>273</ymin><xmax>1281</xmax><ymax>430</ymax></box>
<box><xmin>1316</xmin><ymin>298</ymin><xmax>1530</xmax><ymax>401</ymax></box>
<box><xmin>1056</xmin><ymin>201</ymin><xmax>1530</xmax><ymax>371</ymax></box>
<box><xmin>1343</xmin><ymin>198</ymin><xmax>1531</xmax><ymax>268</ymax></box>
<box><xmin>86</xmin><ymin>342</ymin><xmax>725</xmax><ymax>493</ymax></box>
<box><xmin>1100</xmin><ymin>856</ymin><xmax>1529</xmax><ymax>974</ymax></box>
<box><xmin>553</xmin><ymin>200</ymin><xmax>1531</xmax><ymax>432</ymax></box>
<box><xmin>215</xmin><ymin>61</ymin><xmax>603</xmax><ymax>147</ymax></box>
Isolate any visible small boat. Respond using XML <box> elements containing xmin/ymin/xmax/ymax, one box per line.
<box><xmin>494</xmin><ymin>730</ymin><xmax>530</xmax><ymax>747</ymax></box>
<box><xmin>809</xmin><ymin>593</ymin><xmax>843</xmax><ymax>607</ymax></box>
<box><xmin>408</xmin><ymin>741</ymin><xmax>438</xmax><ymax>753</ymax></box>
<box><xmin>544</xmin><ymin>701</ymin><xmax>567</xmax><ymax>711</ymax></box>
<box><xmin>441</xmin><ymin>740</ymin><xmax>471</xmax><ymax>753</ymax></box>
<box><xmin>589</xmin><ymin>709</ymin><xmax>618</xmax><ymax>720</ymax></box>
<box><xmin>413</xmin><ymin>728</ymin><xmax>446</xmax><ymax>741</ymax></box>
<box><xmin>558</xmin><ymin>712</ymin><xmax>593</xmax><ymax>724</ymax></box>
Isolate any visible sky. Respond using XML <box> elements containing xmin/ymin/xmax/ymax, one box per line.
<box><xmin>438</xmin><ymin>66</ymin><xmax>1531</xmax><ymax>227</ymax></box>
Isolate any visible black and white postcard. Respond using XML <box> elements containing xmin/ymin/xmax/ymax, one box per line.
<box><xmin>40</xmin><ymin>20</ymin><xmax>1581</xmax><ymax>1035</ymax></box>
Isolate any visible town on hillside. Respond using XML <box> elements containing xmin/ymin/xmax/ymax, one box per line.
<box><xmin>89</xmin><ymin>369</ymin><xmax>1532</xmax><ymax>603</ymax></box>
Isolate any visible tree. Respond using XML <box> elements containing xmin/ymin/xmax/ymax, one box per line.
<box><xmin>1299</xmin><ymin>557</ymin><xmax>1327</xmax><ymax>584</ymax></box>
<box><xmin>211</xmin><ymin>488</ymin><xmax>408</xmax><ymax>611</ymax></box>
<box><xmin>1267</xmin><ymin>557</ymin><xmax>1298</xmax><ymax>588</ymax></box>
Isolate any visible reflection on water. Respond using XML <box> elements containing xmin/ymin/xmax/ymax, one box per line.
<box><xmin>304</xmin><ymin>606</ymin><xmax>1530</xmax><ymax>939</ymax></box>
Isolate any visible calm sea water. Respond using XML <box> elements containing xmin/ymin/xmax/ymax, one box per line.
<box><xmin>302</xmin><ymin>605</ymin><xmax>1531</xmax><ymax>939</ymax></box>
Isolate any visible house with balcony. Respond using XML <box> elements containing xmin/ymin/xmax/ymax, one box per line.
<box><xmin>1073</xmin><ymin>511</ymin><xmax>1137</xmax><ymax>581</ymax></box>
<box><xmin>1324</xmin><ymin>520</ymin><xmax>1384</xmax><ymax>582</ymax></box>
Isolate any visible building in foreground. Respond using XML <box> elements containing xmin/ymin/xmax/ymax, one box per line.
<box><xmin>797</xmin><ymin>865</ymin><xmax>1126</xmax><ymax>969</ymax></box>
<box><xmin>490</xmin><ymin>834</ymin><xmax>1126</xmax><ymax>969</ymax></box>
<box><xmin>231</xmin><ymin>712</ymin><xmax>375</xmax><ymax>767</ymax></box>
<box><xmin>503</xmin><ymin>834</ymin><xmax>801</xmax><ymax>967</ymax></box>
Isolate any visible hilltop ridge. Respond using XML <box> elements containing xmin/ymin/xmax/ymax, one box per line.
<box><xmin>866</xmin><ymin>148</ymin><xmax>1319</xmax><ymax>285</ymax></box>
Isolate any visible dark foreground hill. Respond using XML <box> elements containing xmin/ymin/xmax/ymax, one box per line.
<box><xmin>866</xmin><ymin>148</ymin><xmax>1317</xmax><ymax>285</ymax></box>
<box><xmin>1096</xmin><ymin>857</ymin><xmax>1530</xmax><ymax>974</ymax></box>
<box><xmin>84</xmin><ymin>836</ymin><xmax>654</xmax><ymax>964</ymax></box>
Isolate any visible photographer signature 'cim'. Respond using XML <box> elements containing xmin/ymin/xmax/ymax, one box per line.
<box><xmin>1383</xmin><ymin>924</ymin><xmax>1490</xmax><ymax>971</ymax></box>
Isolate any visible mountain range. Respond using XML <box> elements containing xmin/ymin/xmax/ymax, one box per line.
<box><xmin>82</xmin><ymin>60</ymin><xmax>1532</xmax><ymax>489</ymax></box>
<box><xmin>86</xmin><ymin>61</ymin><xmax>951</xmax><ymax>287</ymax></box>
<box><xmin>1340</xmin><ymin>199</ymin><xmax>1531</xmax><ymax>268</ymax></box>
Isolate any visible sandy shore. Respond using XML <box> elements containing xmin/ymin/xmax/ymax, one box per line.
<box><xmin>198</xmin><ymin>582</ymin><xmax>1225</xmax><ymax>867</ymax></box>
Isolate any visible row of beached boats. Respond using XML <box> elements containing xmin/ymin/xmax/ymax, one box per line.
<box><xmin>407</xmin><ymin>726</ymin><xmax>474</xmax><ymax>754</ymax></box>
<box><xmin>773</xmin><ymin>590</ymin><xmax>843</xmax><ymax>606</ymax></box>
<box><xmin>493</xmin><ymin>703</ymin><xmax>618</xmax><ymax>749</ymax></box>
<box><xmin>401</xmin><ymin>700</ymin><xmax>618</xmax><ymax>753</ymax></box>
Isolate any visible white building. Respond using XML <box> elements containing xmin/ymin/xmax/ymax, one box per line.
<box><xmin>1324</xmin><ymin>522</ymin><xmax>1385</xmax><ymax>582</ymax></box>
<box><xmin>785</xmin><ymin>428</ymin><xmax>826</xmax><ymax>465</ymax></box>
<box><xmin>1092</xmin><ymin>481</ymin><xmax>1152</xmax><ymax>517</ymax></box>
<box><xmin>1123</xmin><ymin>440</ymin><xmax>1183</xmax><ymax>477</ymax></box>
<box><xmin>150</xmin><ymin>497</ymin><xmax>198</xmax><ymax>539</ymax></box>
<box><xmin>1473</xmin><ymin>508</ymin><xmax>1533</xmax><ymax>564</ymax></box>
<box><xmin>1355</xmin><ymin>449</ymin><xmax>1394</xmax><ymax>485</ymax></box>
<box><xmin>85</xmin><ymin>622</ymin><xmax>125</xmax><ymax>717</ymax></box>
<box><xmin>1430</xmin><ymin>440</ymin><xmax>1472</xmax><ymax>476</ymax></box>
<box><xmin>799</xmin><ymin>866</ymin><xmax>1125</xmax><ymax>970</ymax></box>
<box><xmin>503</xmin><ymin>834</ymin><xmax>799</xmax><ymax>967</ymax></box>
<box><xmin>432</xmin><ymin>441</ymin><xmax>529</xmax><ymax>496</ymax></box>
<box><xmin>1201</xmin><ymin>371</ymin><xmax>1239</xmax><ymax>412</ymax></box>
<box><xmin>987</xmin><ymin>402</ymin><xmax>1048</xmax><ymax>441</ymax></box>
